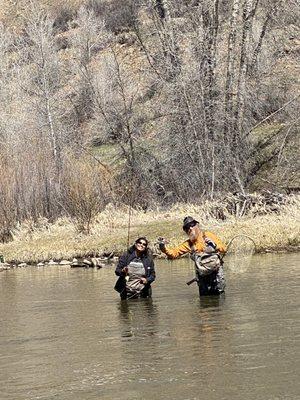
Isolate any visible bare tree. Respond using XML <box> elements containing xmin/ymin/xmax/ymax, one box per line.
<box><xmin>21</xmin><ymin>3</ymin><xmax>64</xmax><ymax>178</ymax></box>
<box><xmin>61</xmin><ymin>154</ymin><xmax>110</xmax><ymax>233</ymax></box>
<box><xmin>0</xmin><ymin>0</ymin><xmax>298</xmax><ymax>229</ymax></box>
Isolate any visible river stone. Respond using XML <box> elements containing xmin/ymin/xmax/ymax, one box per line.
<box><xmin>60</xmin><ymin>260</ymin><xmax>72</xmax><ymax>265</ymax></box>
<box><xmin>0</xmin><ymin>263</ymin><xmax>11</xmax><ymax>271</ymax></box>
<box><xmin>37</xmin><ymin>262</ymin><xmax>44</xmax><ymax>266</ymax></box>
<box><xmin>18</xmin><ymin>263</ymin><xmax>27</xmax><ymax>267</ymax></box>
<box><xmin>91</xmin><ymin>258</ymin><xmax>104</xmax><ymax>268</ymax></box>
<box><xmin>71</xmin><ymin>258</ymin><xmax>81</xmax><ymax>267</ymax></box>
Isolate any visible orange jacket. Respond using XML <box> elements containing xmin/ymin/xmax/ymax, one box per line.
<box><xmin>162</xmin><ymin>231</ymin><xmax>227</xmax><ymax>259</ymax></box>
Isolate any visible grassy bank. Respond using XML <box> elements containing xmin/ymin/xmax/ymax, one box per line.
<box><xmin>0</xmin><ymin>197</ymin><xmax>299</xmax><ymax>264</ymax></box>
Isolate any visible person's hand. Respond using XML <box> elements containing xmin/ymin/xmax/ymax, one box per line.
<box><xmin>140</xmin><ymin>277</ymin><xmax>147</xmax><ymax>284</ymax></box>
<box><xmin>122</xmin><ymin>266</ymin><xmax>128</xmax><ymax>275</ymax></box>
<box><xmin>204</xmin><ymin>238</ymin><xmax>217</xmax><ymax>253</ymax></box>
<box><xmin>205</xmin><ymin>238</ymin><xmax>216</xmax><ymax>249</ymax></box>
<box><xmin>157</xmin><ymin>237</ymin><xmax>167</xmax><ymax>251</ymax></box>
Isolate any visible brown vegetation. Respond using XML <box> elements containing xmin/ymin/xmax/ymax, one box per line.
<box><xmin>0</xmin><ymin>1</ymin><xmax>299</xmax><ymax>244</ymax></box>
<box><xmin>0</xmin><ymin>194</ymin><xmax>299</xmax><ymax>264</ymax></box>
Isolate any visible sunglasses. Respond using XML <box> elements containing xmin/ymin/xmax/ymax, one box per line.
<box><xmin>137</xmin><ymin>241</ymin><xmax>147</xmax><ymax>247</ymax></box>
<box><xmin>184</xmin><ymin>222</ymin><xmax>197</xmax><ymax>232</ymax></box>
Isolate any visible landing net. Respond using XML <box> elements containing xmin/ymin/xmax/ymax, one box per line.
<box><xmin>224</xmin><ymin>235</ymin><xmax>256</xmax><ymax>274</ymax></box>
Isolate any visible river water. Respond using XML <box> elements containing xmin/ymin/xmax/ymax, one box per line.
<box><xmin>0</xmin><ymin>253</ymin><xmax>299</xmax><ymax>400</ymax></box>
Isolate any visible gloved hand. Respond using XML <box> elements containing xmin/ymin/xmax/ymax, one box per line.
<box><xmin>204</xmin><ymin>238</ymin><xmax>216</xmax><ymax>253</ymax></box>
<box><xmin>122</xmin><ymin>266</ymin><xmax>128</xmax><ymax>275</ymax></box>
<box><xmin>157</xmin><ymin>237</ymin><xmax>167</xmax><ymax>251</ymax></box>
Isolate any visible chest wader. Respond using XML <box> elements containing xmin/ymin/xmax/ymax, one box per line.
<box><xmin>124</xmin><ymin>259</ymin><xmax>150</xmax><ymax>299</ymax></box>
<box><xmin>190</xmin><ymin>245</ymin><xmax>226</xmax><ymax>296</ymax></box>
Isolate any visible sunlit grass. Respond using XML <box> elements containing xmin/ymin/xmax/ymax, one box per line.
<box><xmin>0</xmin><ymin>196</ymin><xmax>299</xmax><ymax>263</ymax></box>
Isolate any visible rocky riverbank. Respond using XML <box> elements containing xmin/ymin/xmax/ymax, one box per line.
<box><xmin>0</xmin><ymin>255</ymin><xmax>117</xmax><ymax>271</ymax></box>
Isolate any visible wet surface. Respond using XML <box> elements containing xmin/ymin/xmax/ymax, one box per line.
<box><xmin>0</xmin><ymin>253</ymin><xmax>299</xmax><ymax>400</ymax></box>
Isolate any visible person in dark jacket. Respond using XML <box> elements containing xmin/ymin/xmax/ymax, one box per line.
<box><xmin>115</xmin><ymin>237</ymin><xmax>156</xmax><ymax>300</ymax></box>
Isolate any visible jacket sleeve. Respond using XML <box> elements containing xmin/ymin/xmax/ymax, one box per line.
<box><xmin>115</xmin><ymin>253</ymin><xmax>128</xmax><ymax>276</ymax></box>
<box><xmin>206</xmin><ymin>232</ymin><xmax>227</xmax><ymax>254</ymax></box>
<box><xmin>146</xmin><ymin>259</ymin><xmax>156</xmax><ymax>283</ymax></box>
<box><xmin>161</xmin><ymin>240</ymin><xmax>191</xmax><ymax>259</ymax></box>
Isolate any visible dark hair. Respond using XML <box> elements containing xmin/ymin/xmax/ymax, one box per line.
<box><xmin>127</xmin><ymin>237</ymin><xmax>149</xmax><ymax>256</ymax></box>
<box><xmin>135</xmin><ymin>237</ymin><xmax>148</xmax><ymax>247</ymax></box>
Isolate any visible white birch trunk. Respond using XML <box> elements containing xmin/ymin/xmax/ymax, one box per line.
<box><xmin>236</xmin><ymin>0</ymin><xmax>255</xmax><ymax>137</ymax></box>
<box><xmin>223</xmin><ymin>0</ymin><xmax>240</xmax><ymax>137</ymax></box>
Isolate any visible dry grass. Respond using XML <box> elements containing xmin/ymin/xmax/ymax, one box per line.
<box><xmin>0</xmin><ymin>196</ymin><xmax>299</xmax><ymax>264</ymax></box>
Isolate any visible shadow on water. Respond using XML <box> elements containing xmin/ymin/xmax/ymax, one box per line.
<box><xmin>198</xmin><ymin>293</ymin><xmax>226</xmax><ymax>309</ymax></box>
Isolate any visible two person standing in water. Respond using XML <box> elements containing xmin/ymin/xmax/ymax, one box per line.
<box><xmin>115</xmin><ymin>216</ymin><xmax>227</xmax><ymax>299</ymax></box>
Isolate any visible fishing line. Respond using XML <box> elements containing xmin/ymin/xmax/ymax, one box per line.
<box><xmin>126</xmin><ymin>171</ymin><xmax>136</xmax><ymax>247</ymax></box>
<box><xmin>127</xmin><ymin>200</ymin><xmax>133</xmax><ymax>248</ymax></box>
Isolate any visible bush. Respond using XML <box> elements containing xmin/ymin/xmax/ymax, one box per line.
<box><xmin>53</xmin><ymin>5</ymin><xmax>77</xmax><ymax>32</ymax></box>
<box><xmin>86</xmin><ymin>0</ymin><xmax>141</xmax><ymax>34</ymax></box>
<box><xmin>60</xmin><ymin>155</ymin><xmax>112</xmax><ymax>233</ymax></box>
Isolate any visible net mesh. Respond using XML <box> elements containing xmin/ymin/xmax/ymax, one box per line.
<box><xmin>224</xmin><ymin>235</ymin><xmax>256</xmax><ymax>274</ymax></box>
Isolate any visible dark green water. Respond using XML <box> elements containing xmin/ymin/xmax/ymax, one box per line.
<box><xmin>0</xmin><ymin>253</ymin><xmax>299</xmax><ymax>400</ymax></box>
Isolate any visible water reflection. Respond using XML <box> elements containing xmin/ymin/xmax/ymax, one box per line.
<box><xmin>198</xmin><ymin>293</ymin><xmax>226</xmax><ymax>309</ymax></box>
<box><xmin>118</xmin><ymin>298</ymin><xmax>158</xmax><ymax>339</ymax></box>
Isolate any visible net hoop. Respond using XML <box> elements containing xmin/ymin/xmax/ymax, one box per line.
<box><xmin>224</xmin><ymin>235</ymin><xmax>256</xmax><ymax>257</ymax></box>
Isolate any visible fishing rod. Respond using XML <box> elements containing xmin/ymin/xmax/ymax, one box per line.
<box><xmin>127</xmin><ymin>198</ymin><xmax>133</xmax><ymax>248</ymax></box>
<box><xmin>126</xmin><ymin>181</ymin><xmax>137</xmax><ymax>248</ymax></box>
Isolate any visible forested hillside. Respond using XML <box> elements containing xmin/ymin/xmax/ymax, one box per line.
<box><xmin>0</xmin><ymin>0</ymin><xmax>299</xmax><ymax>241</ymax></box>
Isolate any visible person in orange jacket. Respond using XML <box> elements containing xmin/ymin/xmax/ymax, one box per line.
<box><xmin>158</xmin><ymin>216</ymin><xmax>227</xmax><ymax>296</ymax></box>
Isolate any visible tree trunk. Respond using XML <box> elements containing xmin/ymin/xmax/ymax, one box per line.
<box><xmin>235</xmin><ymin>0</ymin><xmax>255</xmax><ymax>138</ymax></box>
<box><xmin>223</xmin><ymin>0</ymin><xmax>240</xmax><ymax>139</ymax></box>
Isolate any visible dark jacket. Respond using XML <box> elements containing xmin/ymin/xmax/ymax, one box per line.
<box><xmin>115</xmin><ymin>245</ymin><xmax>156</xmax><ymax>284</ymax></box>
